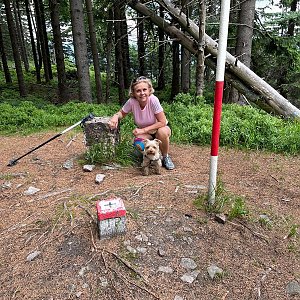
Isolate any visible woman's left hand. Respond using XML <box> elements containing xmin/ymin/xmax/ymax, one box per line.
<box><xmin>133</xmin><ymin>128</ymin><xmax>145</xmax><ymax>136</ymax></box>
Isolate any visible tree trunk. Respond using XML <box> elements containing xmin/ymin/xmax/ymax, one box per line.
<box><xmin>33</xmin><ymin>0</ymin><xmax>50</xmax><ymax>82</ymax></box>
<box><xmin>121</xmin><ymin>5</ymin><xmax>130</xmax><ymax>88</ymax></box>
<box><xmin>287</xmin><ymin>0</ymin><xmax>298</xmax><ymax>36</ymax></box>
<box><xmin>181</xmin><ymin>44</ymin><xmax>190</xmax><ymax>93</ymax></box>
<box><xmin>114</xmin><ymin>1</ymin><xmax>126</xmax><ymax>104</ymax></box>
<box><xmin>39</xmin><ymin>0</ymin><xmax>53</xmax><ymax>80</ymax></box>
<box><xmin>25</xmin><ymin>0</ymin><xmax>41</xmax><ymax>83</ymax></box>
<box><xmin>233</xmin><ymin>0</ymin><xmax>256</xmax><ymax>104</ymax></box>
<box><xmin>70</xmin><ymin>0</ymin><xmax>92</xmax><ymax>102</ymax></box>
<box><xmin>180</xmin><ymin>5</ymin><xmax>190</xmax><ymax>93</ymax></box>
<box><xmin>128</xmin><ymin>0</ymin><xmax>300</xmax><ymax>119</ymax></box>
<box><xmin>105</xmin><ymin>8</ymin><xmax>113</xmax><ymax>103</ymax></box>
<box><xmin>196</xmin><ymin>0</ymin><xmax>206</xmax><ymax>97</ymax></box>
<box><xmin>13</xmin><ymin>0</ymin><xmax>29</xmax><ymax>72</ymax></box>
<box><xmin>85</xmin><ymin>0</ymin><xmax>103</xmax><ymax>103</ymax></box>
<box><xmin>4</xmin><ymin>0</ymin><xmax>26</xmax><ymax>96</ymax></box>
<box><xmin>171</xmin><ymin>39</ymin><xmax>180</xmax><ymax>101</ymax></box>
<box><xmin>157</xmin><ymin>6</ymin><xmax>165</xmax><ymax>90</ymax></box>
<box><xmin>137</xmin><ymin>12</ymin><xmax>146</xmax><ymax>76</ymax></box>
<box><xmin>236</xmin><ymin>0</ymin><xmax>255</xmax><ymax>68</ymax></box>
<box><xmin>49</xmin><ymin>0</ymin><xmax>69</xmax><ymax>103</ymax></box>
<box><xmin>0</xmin><ymin>24</ymin><xmax>12</xmax><ymax>83</ymax></box>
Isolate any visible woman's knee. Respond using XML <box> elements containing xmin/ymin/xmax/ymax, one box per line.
<box><xmin>156</xmin><ymin>126</ymin><xmax>171</xmax><ymax>140</ymax></box>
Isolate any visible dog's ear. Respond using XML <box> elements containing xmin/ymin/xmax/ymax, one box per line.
<box><xmin>143</xmin><ymin>139</ymin><xmax>150</xmax><ymax>144</ymax></box>
<box><xmin>154</xmin><ymin>138</ymin><xmax>162</xmax><ymax>144</ymax></box>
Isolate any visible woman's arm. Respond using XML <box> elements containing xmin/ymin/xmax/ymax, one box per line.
<box><xmin>109</xmin><ymin>110</ymin><xmax>127</xmax><ymax>129</ymax></box>
<box><xmin>133</xmin><ymin>111</ymin><xmax>167</xmax><ymax>136</ymax></box>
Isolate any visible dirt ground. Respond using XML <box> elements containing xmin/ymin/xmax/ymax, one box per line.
<box><xmin>0</xmin><ymin>131</ymin><xmax>299</xmax><ymax>300</ymax></box>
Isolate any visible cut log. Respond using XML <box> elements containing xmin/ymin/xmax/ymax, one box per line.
<box><xmin>128</xmin><ymin>0</ymin><xmax>300</xmax><ymax>119</ymax></box>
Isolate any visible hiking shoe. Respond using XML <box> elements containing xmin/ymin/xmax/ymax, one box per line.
<box><xmin>162</xmin><ymin>155</ymin><xmax>175</xmax><ymax>170</ymax></box>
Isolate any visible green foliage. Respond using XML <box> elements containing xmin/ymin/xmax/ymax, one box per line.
<box><xmin>1</xmin><ymin>92</ymin><xmax>300</xmax><ymax>155</ymax></box>
<box><xmin>193</xmin><ymin>178</ymin><xmax>249</xmax><ymax>220</ymax></box>
<box><xmin>252</xmin><ymin>17</ymin><xmax>300</xmax><ymax>104</ymax></box>
<box><xmin>164</xmin><ymin>94</ymin><xmax>300</xmax><ymax>155</ymax></box>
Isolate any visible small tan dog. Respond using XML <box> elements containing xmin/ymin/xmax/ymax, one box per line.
<box><xmin>141</xmin><ymin>139</ymin><xmax>162</xmax><ymax>176</ymax></box>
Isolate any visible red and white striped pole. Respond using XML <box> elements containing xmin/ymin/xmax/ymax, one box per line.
<box><xmin>208</xmin><ymin>0</ymin><xmax>231</xmax><ymax>205</ymax></box>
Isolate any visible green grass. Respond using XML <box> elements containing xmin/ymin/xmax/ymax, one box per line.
<box><xmin>1</xmin><ymin>90</ymin><xmax>300</xmax><ymax>155</ymax></box>
<box><xmin>193</xmin><ymin>179</ymin><xmax>249</xmax><ymax>220</ymax></box>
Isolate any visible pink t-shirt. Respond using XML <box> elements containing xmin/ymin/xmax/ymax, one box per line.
<box><xmin>122</xmin><ymin>94</ymin><xmax>163</xmax><ymax>128</ymax></box>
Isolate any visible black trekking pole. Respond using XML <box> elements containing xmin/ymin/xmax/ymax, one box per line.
<box><xmin>7</xmin><ymin>113</ymin><xmax>94</xmax><ymax>167</ymax></box>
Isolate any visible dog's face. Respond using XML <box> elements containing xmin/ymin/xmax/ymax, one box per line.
<box><xmin>143</xmin><ymin>139</ymin><xmax>161</xmax><ymax>160</ymax></box>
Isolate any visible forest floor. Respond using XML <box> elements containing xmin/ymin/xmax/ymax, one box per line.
<box><xmin>0</xmin><ymin>131</ymin><xmax>299</xmax><ymax>300</ymax></box>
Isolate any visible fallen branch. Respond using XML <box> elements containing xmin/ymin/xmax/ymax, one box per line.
<box><xmin>0</xmin><ymin>214</ymin><xmax>35</xmax><ymax>239</ymax></box>
<box><xmin>110</xmin><ymin>266</ymin><xmax>160</xmax><ymax>299</ymax></box>
<box><xmin>66</xmin><ymin>133</ymin><xmax>79</xmax><ymax>148</ymax></box>
<box><xmin>87</xmin><ymin>190</ymin><xmax>110</xmax><ymax>201</ymax></box>
<box><xmin>64</xmin><ymin>201</ymin><xmax>74</xmax><ymax>227</ymax></box>
<box><xmin>78</xmin><ymin>205</ymin><xmax>96</xmax><ymax>223</ymax></box>
<box><xmin>128</xmin><ymin>183</ymin><xmax>149</xmax><ymax>200</ymax></box>
<box><xmin>89</xmin><ymin>226</ymin><xmax>98</xmax><ymax>252</ymax></box>
<box><xmin>228</xmin><ymin>220</ymin><xmax>269</xmax><ymax>243</ymax></box>
<box><xmin>255</xmin><ymin>267</ymin><xmax>272</xmax><ymax>299</ymax></box>
<box><xmin>38</xmin><ymin>188</ymin><xmax>72</xmax><ymax>200</ymax></box>
<box><xmin>103</xmin><ymin>248</ymin><xmax>149</xmax><ymax>284</ymax></box>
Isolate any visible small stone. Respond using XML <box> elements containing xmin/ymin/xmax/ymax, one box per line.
<box><xmin>135</xmin><ymin>232</ymin><xmax>149</xmax><ymax>242</ymax></box>
<box><xmin>63</xmin><ymin>159</ymin><xmax>73</xmax><ymax>169</ymax></box>
<box><xmin>180</xmin><ymin>270</ymin><xmax>200</xmax><ymax>283</ymax></box>
<box><xmin>100</xmin><ymin>277</ymin><xmax>109</xmax><ymax>288</ymax></box>
<box><xmin>183</xmin><ymin>226</ymin><xmax>193</xmax><ymax>232</ymax></box>
<box><xmin>174</xmin><ymin>296</ymin><xmax>184</xmax><ymax>300</ymax></box>
<box><xmin>158</xmin><ymin>266</ymin><xmax>174</xmax><ymax>274</ymax></box>
<box><xmin>24</xmin><ymin>186</ymin><xmax>40</xmax><ymax>195</ymax></box>
<box><xmin>207</xmin><ymin>264</ymin><xmax>223</xmax><ymax>279</ymax></box>
<box><xmin>101</xmin><ymin>164</ymin><xmax>122</xmax><ymax>170</ymax></box>
<box><xmin>26</xmin><ymin>250</ymin><xmax>41</xmax><ymax>261</ymax></box>
<box><xmin>75</xmin><ymin>291</ymin><xmax>83</xmax><ymax>298</ymax></box>
<box><xmin>95</xmin><ymin>174</ymin><xmax>106</xmax><ymax>184</ymax></box>
<box><xmin>215</xmin><ymin>213</ymin><xmax>227</xmax><ymax>224</ymax></box>
<box><xmin>157</xmin><ymin>248</ymin><xmax>166</xmax><ymax>257</ymax></box>
<box><xmin>181</xmin><ymin>258</ymin><xmax>197</xmax><ymax>270</ymax></box>
<box><xmin>78</xmin><ymin>266</ymin><xmax>89</xmax><ymax>277</ymax></box>
<box><xmin>123</xmin><ymin>240</ymin><xmax>131</xmax><ymax>246</ymax></box>
<box><xmin>126</xmin><ymin>245</ymin><xmax>137</xmax><ymax>254</ymax></box>
<box><xmin>2</xmin><ymin>182</ymin><xmax>12</xmax><ymax>189</ymax></box>
<box><xmin>286</xmin><ymin>280</ymin><xmax>300</xmax><ymax>296</ymax></box>
<box><xmin>83</xmin><ymin>165</ymin><xmax>95</xmax><ymax>172</ymax></box>
<box><xmin>259</xmin><ymin>214</ymin><xmax>271</xmax><ymax>224</ymax></box>
<box><xmin>136</xmin><ymin>247</ymin><xmax>147</xmax><ymax>254</ymax></box>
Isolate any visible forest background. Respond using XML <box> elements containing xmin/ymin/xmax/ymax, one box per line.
<box><xmin>0</xmin><ymin>0</ymin><xmax>300</xmax><ymax>153</ymax></box>
<box><xmin>0</xmin><ymin>2</ymin><xmax>300</xmax><ymax>298</ymax></box>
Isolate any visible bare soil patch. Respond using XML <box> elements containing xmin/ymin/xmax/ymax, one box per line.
<box><xmin>0</xmin><ymin>132</ymin><xmax>299</xmax><ymax>300</ymax></box>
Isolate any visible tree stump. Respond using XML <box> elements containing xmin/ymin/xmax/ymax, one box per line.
<box><xmin>83</xmin><ymin>117</ymin><xmax>120</xmax><ymax>157</ymax></box>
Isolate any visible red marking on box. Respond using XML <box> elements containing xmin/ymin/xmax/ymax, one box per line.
<box><xmin>96</xmin><ymin>198</ymin><xmax>126</xmax><ymax>221</ymax></box>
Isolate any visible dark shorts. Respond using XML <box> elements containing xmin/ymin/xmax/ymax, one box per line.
<box><xmin>150</xmin><ymin>123</ymin><xmax>171</xmax><ymax>139</ymax></box>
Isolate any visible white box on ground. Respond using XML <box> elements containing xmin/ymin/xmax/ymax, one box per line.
<box><xmin>96</xmin><ymin>198</ymin><xmax>126</xmax><ymax>239</ymax></box>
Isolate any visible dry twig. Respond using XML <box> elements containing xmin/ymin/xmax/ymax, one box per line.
<box><xmin>255</xmin><ymin>267</ymin><xmax>272</xmax><ymax>298</ymax></box>
<box><xmin>110</xmin><ymin>266</ymin><xmax>160</xmax><ymax>299</ymax></box>
<box><xmin>228</xmin><ymin>220</ymin><xmax>269</xmax><ymax>243</ymax></box>
<box><xmin>78</xmin><ymin>205</ymin><xmax>96</xmax><ymax>223</ymax></box>
<box><xmin>37</xmin><ymin>188</ymin><xmax>72</xmax><ymax>200</ymax></box>
<box><xmin>66</xmin><ymin>133</ymin><xmax>79</xmax><ymax>148</ymax></box>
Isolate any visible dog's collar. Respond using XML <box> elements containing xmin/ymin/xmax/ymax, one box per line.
<box><xmin>144</xmin><ymin>157</ymin><xmax>160</xmax><ymax>167</ymax></box>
